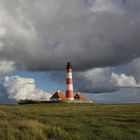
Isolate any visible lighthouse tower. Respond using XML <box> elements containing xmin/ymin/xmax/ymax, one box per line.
<box><xmin>66</xmin><ymin>62</ymin><xmax>74</xmax><ymax>100</ymax></box>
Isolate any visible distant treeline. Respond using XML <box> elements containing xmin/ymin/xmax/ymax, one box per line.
<box><xmin>18</xmin><ymin>100</ymin><xmax>64</xmax><ymax>105</ymax></box>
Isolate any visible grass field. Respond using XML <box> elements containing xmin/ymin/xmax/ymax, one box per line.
<box><xmin>0</xmin><ymin>103</ymin><xmax>140</xmax><ymax>140</ymax></box>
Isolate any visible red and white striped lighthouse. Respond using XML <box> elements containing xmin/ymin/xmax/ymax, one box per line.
<box><xmin>66</xmin><ymin>62</ymin><xmax>74</xmax><ymax>100</ymax></box>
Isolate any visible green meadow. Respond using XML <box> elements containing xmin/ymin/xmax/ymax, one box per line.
<box><xmin>0</xmin><ymin>103</ymin><xmax>140</xmax><ymax>140</ymax></box>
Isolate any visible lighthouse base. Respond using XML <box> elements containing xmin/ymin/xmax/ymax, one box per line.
<box><xmin>66</xmin><ymin>98</ymin><xmax>74</xmax><ymax>101</ymax></box>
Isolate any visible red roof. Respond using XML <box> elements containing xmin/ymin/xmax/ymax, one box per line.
<box><xmin>74</xmin><ymin>92</ymin><xmax>88</xmax><ymax>101</ymax></box>
<box><xmin>50</xmin><ymin>90</ymin><xmax>67</xmax><ymax>100</ymax></box>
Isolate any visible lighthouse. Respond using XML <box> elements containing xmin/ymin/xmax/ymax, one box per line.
<box><xmin>66</xmin><ymin>62</ymin><xmax>74</xmax><ymax>100</ymax></box>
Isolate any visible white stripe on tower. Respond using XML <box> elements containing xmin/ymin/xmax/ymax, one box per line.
<box><xmin>66</xmin><ymin>62</ymin><xmax>74</xmax><ymax>100</ymax></box>
<box><xmin>67</xmin><ymin>84</ymin><xmax>73</xmax><ymax>90</ymax></box>
<box><xmin>67</xmin><ymin>73</ymin><xmax>72</xmax><ymax>78</ymax></box>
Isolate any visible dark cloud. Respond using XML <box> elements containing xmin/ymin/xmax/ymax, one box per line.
<box><xmin>122</xmin><ymin>0</ymin><xmax>127</xmax><ymax>4</ymax></box>
<box><xmin>48</xmin><ymin>68</ymin><xmax>119</xmax><ymax>94</ymax></box>
<box><xmin>74</xmin><ymin>68</ymin><xmax>118</xmax><ymax>93</ymax></box>
<box><xmin>48</xmin><ymin>59</ymin><xmax>140</xmax><ymax>94</ymax></box>
<box><xmin>0</xmin><ymin>0</ymin><xmax>139</xmax><ymax>71</ymax></box>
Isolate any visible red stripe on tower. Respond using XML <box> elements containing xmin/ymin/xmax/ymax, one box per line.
<box><xmin>66</xmin><ymin>62</ymin><xmax>74</xmax><ymax>100</ymax></box>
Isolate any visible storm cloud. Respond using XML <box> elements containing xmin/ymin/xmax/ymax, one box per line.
<box><xmin>0</xmin><ymin>0</ymin><xmax>139</xmax><ymax>71</ymax></box>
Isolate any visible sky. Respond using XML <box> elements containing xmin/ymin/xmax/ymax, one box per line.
<box><xmin>0</xmin><ymin>0</ymin><xmax>140</xmax><ymax>104</ymax></box>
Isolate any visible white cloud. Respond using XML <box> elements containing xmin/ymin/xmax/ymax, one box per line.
<box><xmin>0</xmin><ymin>60</ymin><xmax>15</xmax><ymax>74</ymax></box>
<box><xmin>111</xmin><ymin>72</ymin><xmax>140</xmax><ymax>87</ymax></box>
<box><xmin>89</xmin><ymin>0</ymin><xmax>124</xmax><ymax>14</ymax></box>
<box><xmin>4</xmin><ymin>76</ymin><xmax>51</xmax><ymax>101</ymax></box>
